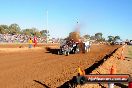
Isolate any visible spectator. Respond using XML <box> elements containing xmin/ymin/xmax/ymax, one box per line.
<box><xmin>28</xmin><ymin>37</ymin><xmax>33</xmax><ymax>48</ymax></box>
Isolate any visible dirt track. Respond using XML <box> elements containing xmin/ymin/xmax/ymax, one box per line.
<box><xmin>0</xmin><ymin>44</ymin><xmax>120</xmax><ymax>88</ymax></box>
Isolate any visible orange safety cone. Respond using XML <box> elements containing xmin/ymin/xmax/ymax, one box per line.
<box><xmin>109</xmin><ymin>65</ymin><xmax>116</xmax><ymax>88</ymax></box>
<box><xmin>120</xmin><ymin>50</ymin><xmax>125</xmax><ymax>60</ymax></box>
<box><xmin>121</xmin><ymin>54</ymin><xmax>125</xmax><ymax>60</ymax></box>
<box><xmin>110</xmin><ymin>65</ymin><xmax>116</xmax><ymax>74</ymax></box>
<box><xmin>78</xmin><ymin>67</ymin><xmax>85</xmax><ymax>76</ymax></box>
<box><xmin>117</xmin><ymin>52</ymin><xmax>121</xmax><ymax>59</ymax></box>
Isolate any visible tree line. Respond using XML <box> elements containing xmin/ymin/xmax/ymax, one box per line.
<box><xmin>83</xmin><ymin>33</ymin><xmax>121</xmax><ymax>42</ymax></box>
<box><xmin>0</xmin><ymin>23</ymin><xmax>49</xmax><ymax>37</ymax></box>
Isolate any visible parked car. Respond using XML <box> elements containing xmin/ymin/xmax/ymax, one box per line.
<box><xmin>129</xmin><ymin>40</ymin><xmax>132</xmax><ymax>45</ymax></box>
<box><xmin>114</xmin><ymin>39</ymin><xmax>124</xmax><ymax>45</ymax></box>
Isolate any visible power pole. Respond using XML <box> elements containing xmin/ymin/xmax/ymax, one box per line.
<box><xmin>46</xmin><ymin>10</ymin><xmax>48</xmax><ymax>43</ymax></box>
<box><xmin>46</xmin><ymin>10</ymin><xmax>48</xmax><ymax>31</ymax></box>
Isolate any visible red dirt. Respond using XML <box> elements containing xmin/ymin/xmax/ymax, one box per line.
<box><xmin>76</xmin><ymin>45</ymin><xmax>132</xmax><ymax>88</ymax></box>
<box><xmin>0</xmin><ymin>43</ymin><xmax>59</xmax><ymax>48</ymax></box>
<box><xmin>0</xmin><ymin>44</ymin><xmax>120</xmax><ymax>88</ymax></box>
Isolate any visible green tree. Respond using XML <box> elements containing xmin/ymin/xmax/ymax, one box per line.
<box><xmin>100</xmin><ymin>37</ymin><xmax>105</xmax><ymax>41</ymax></box>
<box><xmin>31</xmin><ymin>28</ymin><xmax>43</xmax><ymax>37</ymax></box>
<box><xmin>0</xmin><ymin>25</ymin><xmax>9</xmax><ymax>34</ymax></box>
<box><xmin>95</xmin><ymin>32</ymin><xmax>103</xmax><ymax>41</ymax></box>
<box><xmin>35</xmin><ymin>31</ymin><xmax>42</xmax><ymax>37</ymax></box>
<box><xmin>31</xmin><ymin>28</ymin><xmax>37</xmax><ymax>34</ymax></box>
<box><xmin>40</xmin><ymin>30</ymin><xmax>50</xmax><ymax>37</ymax></box>
<box><xmin>83</xmin><ymin>34</ymin><xmax>90</xmax><ymax>39</ymax></box>
<box><xmin>22</xmin><ymin>28</ymin><xmax>35</xmax><ymax>36</ymax></box>
<box><xmin>108</xmin><ymin>35</ymin><xmax>121</xmax><ymax>42</ymax></box>
<box><xmin>22</xmin><ymin>29</ymin><xmax>31</xmax><ymax>35</ymax></box>
<box><xmin>0</xmin><ymin>26</ymin><xmax>5</xmax><ymax>34</ymax></box>
<box><xmin>108</xmin><ymin>36</ymin><xmax>114</xmax><ymax>42</ymax></box>
<box><xmin>90</xmin><ymin>36</ymin><xmax>96</xmax><ymax>40</ymax></box>
<box><xmin>9</xmin><ymin>23</ymin><xmax>21</xmax><ymax>34</ymax></box>
<box><xmin>40</xmin><ymin>30</ymin><xmax>50</xmax><ymax>43</ymax></box>
<box><xmin>114</xmin><ymin>36</ymin><xmax>120</xmax><ymax>40</ymax></box>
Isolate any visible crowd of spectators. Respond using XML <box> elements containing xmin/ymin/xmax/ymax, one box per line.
<box><xmin>0</xmin><ymin>33</ymin><xmax>59</xmax><ymax>43</ymax></box>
